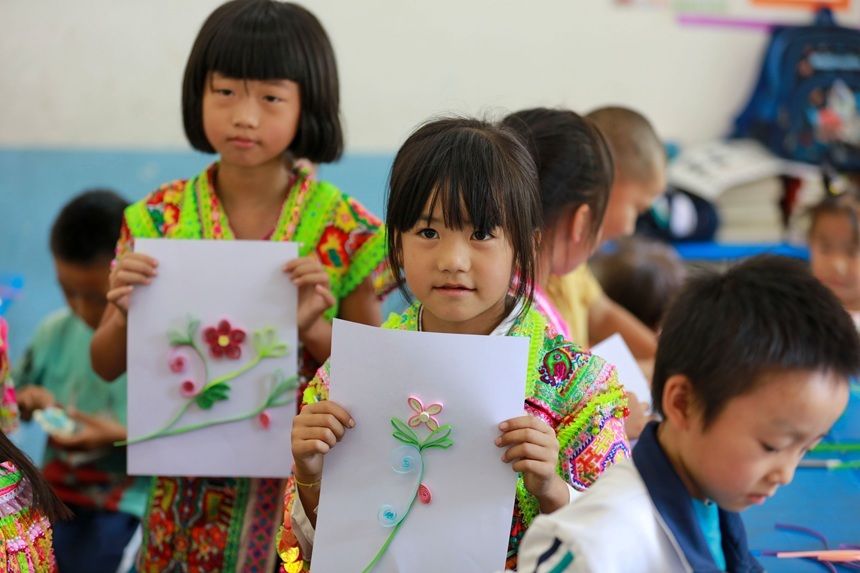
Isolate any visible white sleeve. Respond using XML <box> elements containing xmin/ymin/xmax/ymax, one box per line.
<box><xmin>516</xmin><ymin>514</ymin><xmax>592</xmax><ymax>573</ymax></box>
<box><xmin>290</xmin><ymin>491</ymin><xmax>316</xmax><ymax>559</ymax></box>
<box><xmin>567</xmin><ymin>483</ymin><xmax>581</xmax><ymax>505</ymax></box>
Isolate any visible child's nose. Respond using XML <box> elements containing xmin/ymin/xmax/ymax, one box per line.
<box><xmin>437</xmin><ymin>240</ymin><xmax>470</xmax><ymax>273</ymax></box>
<box><xmin>232</xmin><ymin>99</ymin><xmax>260</xmax><ymax>129</ymax></box>
<box><xmin>767</xmin><ymin>458</ymin><xmax>797</xmax><ymax>487</ymax></box>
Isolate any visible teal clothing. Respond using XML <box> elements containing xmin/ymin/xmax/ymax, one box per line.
<box><xmin>692</xmin><ymin>498</ymin><xmax>726</xmax><ymax>571</ymax></box>
<box><xmin>13</xmin><ymin>309</ymin><xmax>147</xmax><ymax>518</ymax></box>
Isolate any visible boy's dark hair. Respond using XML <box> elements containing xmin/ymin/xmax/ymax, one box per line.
<box><xmin>386</xmin><ymin>117</ymin><xmax>541</xmax><ymax>318</ymax></box>
<box><xmin>50</xmin><ymin>189</ymin><xmax>129</xmax><ymax>264</ymax></box>
<box><xmin>586</xmin><ymin>106</ymin><xmax>664</xmax><ymax>185</ymax></box>
<box><xmin>591</xmin><ymin>237</ymin><xmax>686</xmax><ymax>331</ymax></box>
<box><xmin>183</xmin><ymin>0</ymin><xmax>342</xmax><ymax>163</ymax></box>
<box><xmin>653</xmin><ymin>255</ymin><xmax>860</xmax><ymax>427</ymax></box>
<box><xmin>502</xmin><ymin>108</ymin><xmax>614</xmax><ymax>240</ymax></box>
<box><xmin>808</xmin><ymin>190</ymin><xmax>860</xmax><ymax>248</ymax></box>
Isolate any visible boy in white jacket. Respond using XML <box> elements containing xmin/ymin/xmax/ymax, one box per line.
<box><xmin>517</xmin><ymin>255</ymin><xmax>860</xmax><ymax>572</ymax></box>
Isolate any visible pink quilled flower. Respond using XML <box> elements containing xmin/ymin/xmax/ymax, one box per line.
<box><xmin>407</xmin><ymin>396</ymin><xmax>443</xmax><ymax>431</ymax></box>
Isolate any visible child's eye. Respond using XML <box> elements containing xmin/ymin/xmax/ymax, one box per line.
<box><xmin>471</xmin><ymin>230</ymin><xmax>495</xmax><ymax>241</ymax></box>
<box><xmin>417</xmin><ymin>228</ymin><xmax>438</xmax><ymax>239</ymax></box>
<box><xmin>263</xmin><ymin>95</ymin><xmax>283</xmax><ymax>103</ymax></box>
<box><xmin>760</xmin><ymin>442</ymin><xmax>779</xmax><ymax>453</ymax></box>
<box><xmin>214</xmin><ymin>88</ymin><xmax>233</xmax><ymax>97</ymax></box>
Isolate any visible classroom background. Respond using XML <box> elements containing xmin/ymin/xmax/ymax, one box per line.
<box><xmin>1</xmin><ymin>0</ymin><xmax>810</xmax><ymax>359</ymax></box>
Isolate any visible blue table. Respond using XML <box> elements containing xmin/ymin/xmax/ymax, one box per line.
<box><xmin>743</xmin><ymin>385</ymin><xmax>860</xmax><ymax>572</ymax></box>
<box><xmin>673</xmin><ymin>242</ymin><xmax>809</xmax><ymax>262</ymax></box>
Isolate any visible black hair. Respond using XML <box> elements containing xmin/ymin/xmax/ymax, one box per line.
<box><xmin>586</xmin><ymin>106</ymin><xmax>664</xmax><ymax>185</ymax></box>
<box><xmin>50</xmin><ymin>189</ymin><xmax>128</xmax><ymax>264</ymax></box>
<box><xmin>502</xmin><ymin>108</ymin><xmax>614</xmax><ymax>240</ymax></box>
<box><xmin>653</xmin><ymin>255</ymin><xmax>860</xmax><ymax>427</ymax></box>
<box><xmin>386</xmin><ymin>117</ymin><xmax>542</xmax><ymax>318</ymax></box>
<box><xmin>591</xmin><ymin>237</ymin><xmax>686</xmax><ymax>331</ymax></box>
<box><xmin>182</xmin><ymin>0</ymin><xmax>342</xmax><ymax>162</ymax></box>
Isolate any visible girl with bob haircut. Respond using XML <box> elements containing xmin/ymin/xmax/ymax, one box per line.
<box><xmin>91</xmin><ymin>1</ymin><xmax>391</xmax><ymax>570</ymax></box>
<box><xmin>283</xmin><ymin>117</ymin><xmax>629</xmax><ymax>571</ymax></box>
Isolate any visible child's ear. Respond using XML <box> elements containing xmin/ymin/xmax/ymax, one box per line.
<box><xmin>661</xmin><ymin>374</ymin><xmax>697</xmax><ymax>431</ymax></box>
<box><xmin>568</xmin><ymin>204</ymin><xmax>593</xmax><ymax>245</ymax></box>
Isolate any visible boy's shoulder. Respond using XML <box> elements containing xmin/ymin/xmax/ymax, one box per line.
<box><xmin>31</xmin><ymin>308</ymin><xmax>80</xmax><ymax>345</ymax></box>
<box><xmin>518</xmin><ymin>459</ymin><xmax>682</xmax><ymax>572</ymax></box>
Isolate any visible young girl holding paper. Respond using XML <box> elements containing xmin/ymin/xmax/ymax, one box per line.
<box><xmin>283</xmin><ymin>118</ymin><xmax>630</xmax><ymax>571</ymax></box>
<box><xmin>90</xmin><ymin>1</ymin><xmax>391</xmax><ymax>570</ymax></box>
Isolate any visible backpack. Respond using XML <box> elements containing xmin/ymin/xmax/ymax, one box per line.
<box><xmin>732</xmin><ymin>8</ymin><xmax>860</xmax><ymax>172</ymax></box>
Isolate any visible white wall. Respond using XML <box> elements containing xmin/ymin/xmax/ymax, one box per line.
<box><xmin>0</xmin><ymin>0</ymin><xmax>774</xmax><ymax>151</ymax></box>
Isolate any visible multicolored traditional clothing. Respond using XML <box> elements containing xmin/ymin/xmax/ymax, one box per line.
<box><xmin>517</xmin><ymin>422</ymin><xmax>763</xmax><ymax>573</ymax></box>
<box><xmin>278</xmin><ymin>302</ymin><xmax>630</xmax><ymax>571</ymax></box>
<box><xmin>0</xmin><ymin>463</ymin><xmax>56</xmax><ymax>573</ymax></box>
<box><xmin>118</xmin><ymin>163</ymin><xmax>391</xmax><ymax>573</ymax></box>
<box><xmin>0</xmin><ymin>319</ymin><xmax>57</xmax><ymax>572</ymax></box>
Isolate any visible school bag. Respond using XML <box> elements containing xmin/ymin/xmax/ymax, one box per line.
<box><xmin>732</xmin><ymin>8</ymin><xmax>860</xmax><ymax>172</ymax></box>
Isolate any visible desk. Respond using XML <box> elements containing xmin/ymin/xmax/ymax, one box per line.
<box><xmin>743</xmin><ymin>386</ymin><xmax>860</xmax><ymax>572</ymax></box>
<box><xmin>673</xmin><ymin>242</ymin><xmax>809</xmax><ymax>262</ymax></box>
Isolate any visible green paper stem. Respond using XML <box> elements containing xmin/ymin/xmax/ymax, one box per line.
<box><xmin>118</xmin><ymin>375</ymin><xmax>297</xmax><ymax>446</ymax></box>
<box><xmin>201</xmin><ymin>353</ymin><xmax>262</xmax><ymax>393</ymax></box>
<box><xmin>361</xmin><ymin>458</ymin><xmax>424</xmax><ymax>573</ymax></box>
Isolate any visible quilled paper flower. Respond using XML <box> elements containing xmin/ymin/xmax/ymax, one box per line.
<box><xmin>203</xmin><ymin>319</ymin><xmax>246</xmax><ymax>359</ymax></box>
<box><xmin>406</xmin><ymin>396</ymin><xmax>443</xmax><ymax>431</ymax></box>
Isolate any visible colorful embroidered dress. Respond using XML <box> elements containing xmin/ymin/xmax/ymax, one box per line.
<box><xmin>0</xmin><ymin>319</ymin><xmax>56</xmax><ymax>573</ymax></box>
<box><xmin>118</xmin><ymin>163</ymin><xmax>391</xmax><ymax>573</ymax></box>
<box><xmin>278</xmin><ymin>303</ymin><xmax>630</xmax><ymax>571</ymax></box>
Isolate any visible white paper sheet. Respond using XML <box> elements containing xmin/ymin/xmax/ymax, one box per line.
<box><xmin>591</xmin><ymin>333</ymin><xmax>651</xmax><ymax>406</ymax></box>
<box><xmin>127</xmin><ymin>238</ymin><xmax>298</xmax><ymax>477</ymax></box>
<box><xmin>311</xmin><ymin>319</ymin><xmax>529</xmax><ymax>572</ymax></box>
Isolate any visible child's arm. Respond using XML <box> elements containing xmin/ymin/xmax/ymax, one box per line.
<box><xmin>49</xmin><ymin>409</ymin><xmax>127</xmax><ymax>452</ymax></box>
<box><xmin>91</xmin><ymin>253</ymin><xmax>158</xmax><ymax>380</ymax></box>
<box><xmin>587</xmin><ymin>293</ymin><xmax>657</xmax><ymax>360</ymax></box>
<box><xmin>497</xmin><ymin>416</ymin><xmax>571</xmax><ymax>514</ymax></box>
<box><xmin>285</xmin><ymin>256</ymin><xmax>382</xmax><ymax>363</ymax></box>
<box><xmin>290</xmin><ymin>400</ymin><xmax>354</xmax><ymax>527</ymax></box>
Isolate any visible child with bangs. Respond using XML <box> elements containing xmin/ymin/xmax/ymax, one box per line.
<box><xmin>283</xmin><ymin>117</ymin><xmax>630</xmax><ymax>571</ymax></box>
<box><xmin>90</xmin><ymin>1</ymin><xmax>391</xmax><ymax>570</ymax></box>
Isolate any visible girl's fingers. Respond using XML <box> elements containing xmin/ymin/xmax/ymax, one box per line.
<box><xmin>499</xmin><ymin>415</ymin><xmax>553</xmax><ymax>433</ymax></box>
<box><xmin>511</xmin><ymin>458</ymin><xmax>554</xmax><ymax>476</ymax></box>
<box><xmin>501</xmin><ymin>442</ymin><xmax>555</xmax><ymax>464</ymax></box>
<box><xmin>294</xmin><ymin>413</ymin><xmax>348</xmax><ymax>440</ymax></box>
<box><xmin>495</xmin><ymin>427</ymin><xmax>551</xmax><ymax>448</ymax></box>
<box><xmin>292</xmin><ymin>271</ymin><xmax>330</xmax><ymax>288</ymax></box>
<box><xmin>115</xmin><ymin>270</ymin><xmax>155</xmax><ymax>286</ymax></box>
<box><xmin>315</xmin><ymin>285</ymin><xmax>336</xmax><ymax>309</ymax></box>
<box><xmin>106</xmin><ymin>286</ymin><xmax>133</xmax><ymax>302</ymax></box>
<box><xmin>293</xmin><ymin>425</ymin><xmax>340</xmax><ymax>448</ymax></box>
<box><xmin>300</xmin><ymin>401</ymin><xmax>355</xmax><ymax>429</ymax></box>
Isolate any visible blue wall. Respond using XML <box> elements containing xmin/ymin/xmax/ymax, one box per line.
<box><xmin>0</xmin><ymin>148</ymin><xmax>394</xmax><ymax>361</ymax></box>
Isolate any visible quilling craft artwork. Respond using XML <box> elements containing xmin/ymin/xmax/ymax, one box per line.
<box><xmin>361</xmin><ymin>396</ymin><xmax>455</xmax><ymax>573</ymax></box>
<box><xmin>121</xmin><ymin>316</ymin><xmax>297</xmax><ymax>446</ymax></box>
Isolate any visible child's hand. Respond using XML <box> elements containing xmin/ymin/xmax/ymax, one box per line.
<box><xmin>48</xmin><ymin>409</ymin><xmax>126</xmax><ymax>452</ymax></box>
<box><xmin>107</xmin><ymin>253</ymin><xmax>159</xmax><ymax>317</ymax></box>
<box><xmin>497</xmin><ymin>415</ymin><xmax>569</xmax><ymax>513</ymax></box>
<box><xmin>291</xmin><ymin>400</ymin><xmax>354</xmax><ymax>483</ymax></box>
<box><xmin>16</xmin><ymin>386</ymin><xmax>55</xmax><ymax>420</ymax></box>
<box><xmin>284</xmin><ymin>256</ymin><xmax>336</xmax><ymax>334</ymax></box>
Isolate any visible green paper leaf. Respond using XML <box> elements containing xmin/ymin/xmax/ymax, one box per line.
<box><xmin>421</xmin><ymin>425</ymin><xmax>454</xmax><ymax>450</ymax></box>
<box><xmin>168</xmin><ymin>330</ymin><xmax>188</xmax><ymax>346</ymax></box>
<box><xmin>187</xmin><ymin>317</ymin><xmax>200</xmax><ymax>340</ymax></box>
<box><xmin>391</xmin><ymin>417</ymin><xmax>420</xmax><ymax>446</ymax></box>
<box><xmin>194</xmin><ymin>382</ymin><xmax>231</xmax><ymax>410</ymax></box>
